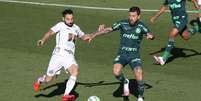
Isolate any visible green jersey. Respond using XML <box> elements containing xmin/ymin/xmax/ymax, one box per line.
<box><xmin>163</xmin><ymin>0</ymin><xmax>187</xmax><ymax>20</ymax></box>
<box><xmin>112</xmin><ymin>19</ymin><xmax>150</xmax><ymax>57</ymax></box>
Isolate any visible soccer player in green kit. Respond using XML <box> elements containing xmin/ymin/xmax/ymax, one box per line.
<box><xmin>90</xmin><ymin>6</ymin><xmax>154</xmax><ymax>101</ymax></box>
<box><xmin>150</xmin><ymin>0</ymin><xmax>200</xmax><ymax>65</ymax></box>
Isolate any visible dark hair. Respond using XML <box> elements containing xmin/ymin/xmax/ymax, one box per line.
<box><xmin>62</xmin><ymin>9</ymin><xmax>73</xmax><ymax>17</ymax></box>
<box><xmin>129</xmin><ymin>6</ymin><xmax>141</xmax><ymax>15</ymax></box>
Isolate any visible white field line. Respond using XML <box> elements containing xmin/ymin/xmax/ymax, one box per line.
<box><xmin>0</xmin><ymin>0</ymin><xmax>197</xmax><ymax>13</ymax></box>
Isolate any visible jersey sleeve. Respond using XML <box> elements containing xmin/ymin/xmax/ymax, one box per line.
<box><xmin>163</xmin><ymin>0</ymin><xmax>168</xmax><ymax>5</ymax></box>
<box><xmin>111</xmin><ymin>21</ymin><xmax>121</xmax><ymax>31</ymax></box>
<box><xmin>75</xmin><ymin>26</ymin><xmax>85</xmax><ymax>38</ymax></box>
<box><xmin>140</xmin><ymin>24</ymin><xmax>151</xmax><ymax>35</ymax></box>
<box><xmin>50</xmin><ymin>22</ymin><xmax>62</xmax><ymax>33</ymax></box>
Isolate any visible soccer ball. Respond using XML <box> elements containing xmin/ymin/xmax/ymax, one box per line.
<box><xmin>87</xmin><ymin>96</ymin><xmax>100</xmax><ymax>101</ymax></box>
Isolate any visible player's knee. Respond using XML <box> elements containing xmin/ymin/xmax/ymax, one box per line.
<box><xmin>181</xmin><ymin>30</ymin><xmax>190</xmax><ymax>40</ymax></box>
<box><xmin>182</xmin><ymin>35</ymin><xmax>190</xmax><ymax>40</ymax></box>
<box><xmin>113</xmin><ymin>64</ymin><xmax>122</xmax><ymax>76</ymax></box>
<box><xmin>69</xmin><ymin>64</ymin><xmax>79</xmax><ymax>76</ymax></box>
<box><xmin>134</xmin><ymin>67</ymin><xmax>143</xmax><ymax>80</ymax></box>
<box><xmin>170</xmin><ymin>28</ymin><xmax>179</xmax><ymax>38</ymax></box>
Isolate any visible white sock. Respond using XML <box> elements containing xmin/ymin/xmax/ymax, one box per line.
<box><xmin>124</xmin><ymin>79</ymin><xmax>129</xmax><ymax>92</ymax></box>
<box><xmin>199</xmin><ymin>17</ymin><xmax>201</xmax><ymax>22</ymax></box>
<box><xmin>56</xmin><ymin>70</ymin><xmax>61</xmax><ymax>75</ymax></box>
<box><xmin>64</xmin><ymin>76</ymin><xmax>77</xmax><ymax>95</ymax></box>
<box><xmin>37</xmin><ymin>75</ymin><xmax>46</xmax><ymax>83</ymax></box>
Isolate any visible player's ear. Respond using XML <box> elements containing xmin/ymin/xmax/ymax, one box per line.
<box><xmin>138</xmin><ymin>15</ymin><xmax>141</xmax><ymax>19</ymax></box>
<box><xmin>62</xmin><ymin>17</ymin><xmax>65</xmax><ymax>21</ymax></box>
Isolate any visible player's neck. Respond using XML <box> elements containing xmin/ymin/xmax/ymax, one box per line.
<box><xmin>129</xmin><ymin>20</ymin><xmax>139</xmax><ymax>26</ymax></box>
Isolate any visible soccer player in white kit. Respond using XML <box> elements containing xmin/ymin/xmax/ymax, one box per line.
<box><xmin>33</xmin><ymin>9</ymin><xmax>92</xmax><ymax>101</ymax></box>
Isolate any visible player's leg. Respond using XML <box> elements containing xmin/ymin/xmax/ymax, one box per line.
<box><xmin>129</xmin><ymin>58</ymin><xmax>144</xmax><ymax>101</ymax></box>
<box><xmin>182</xmin><ymin>22</ymin><xmax>199</xmax><ymax>40</ymax></box>
<box><xmin>154</xmin><ymin>28</ymin><xmax>178</xmax><ymax>65</ymax></box>
<box><xmin>113</xmin><ymin>63</ymin><xmax>130</xmax><ymax>96</ymax></box>
<box><xmin>113</xmin><ymin>55</ymin><xmax>127</xmax><ymax>83</ymax></box>
<box><xmin>113</xmin><ymin>55</ymin><xmax>129</xmax><ymax>96</ymax></box>
<box><xmin>197</xmin><ymin>0</ymin><xmax>201</xmax><ymax>30</ymax></box>
<box><xmin>135</xmin><ymin>67</ymin><xmax>144</xmax><ymax>101</ymax></box>
<box><xmin>181</xmin><ymin>27</ymin><xmax>190</xmax><ymax>40</ymax></box>
<box><xmin>113</xmin><ymin>64</ymin><xmax>125</xmax><ymax>83</ymax></box>
<box><xmin>34</xmin><ymin>55</ymin><xmax>62</xmax><ymax>92</ymax></box>
<box><xmin>62</xmin><ymin>56</ymin><xmax>78</xmax><ymax>101</ymax></box>
<box><xmin>62</xmin><ymin>64</ymin><xmax>78</xmax><ymax>101</ymax></box>
<box><xmin>64</xmin><ymin>64</ymin><xmax>78</xmax><ymax>96</ymax></box>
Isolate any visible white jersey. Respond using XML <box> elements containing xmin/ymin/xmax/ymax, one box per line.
<box><xmin>51</xmin><ymin>22</ymin><xmax>85</xmax><ymax>56</ymax></box>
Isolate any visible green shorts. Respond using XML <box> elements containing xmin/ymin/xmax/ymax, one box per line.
<box><xmin>172</xmin><ymin>15</ymin><xmax>188</xmax><ymax>33</ymax></box>
<box><xmin>113</xmin><ymin>54</ymin><xmax>142</xmax><ymax>70</ymax></box>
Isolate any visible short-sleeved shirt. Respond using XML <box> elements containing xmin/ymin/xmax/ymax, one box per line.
<box><xmin>112</xmin><ymin>19</ymin><xmax>151</xmax><ymax>57</ymax></box>
<box><xmin>51</xmin><ymin>22</ymin><xmax>85</xmax><ymax>53</ymax></box>
<box><xmin>163</xmin><ymin>0</ymin><xmax>187</xmax><ymax>20</ymax></box>
<box><xmin>163</xmin><ymin>0</ymin><xmax>188</xmax><ymax>32</ymax></box>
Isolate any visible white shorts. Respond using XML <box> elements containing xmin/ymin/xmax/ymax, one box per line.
<box><xmin>46</xmin><ymin>52</ymin><xmax>78</xmax><ymax>76</ymax></box>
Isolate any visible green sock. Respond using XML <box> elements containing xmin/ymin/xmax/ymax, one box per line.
<box><xmin>115</xmin><ymin>73</ymin><xmax>127</xmax><ymax>84</ymax></box>
<box><xmin>162</xmin><ymin>38</ymin><xmax>174</xmax><ymax>62</ymax></box>
<box><xmin>189</xmin><ymin>26</ymin><xmax>199</xmax><ymax>37</ymax></box>
<box><xmin>137</xmin><ymin>80</ymin><xmax>144</xmax><ymax>97</ymax></box>
<box><xmin>189</xmin><ymin>18</ymin><xmax>200</xmax><ymax>36</ymax></box>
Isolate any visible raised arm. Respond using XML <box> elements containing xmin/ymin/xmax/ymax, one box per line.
<box><xmin>150</xmin><ymin>5</ymin><xmax>167</xmax><ymax>23</ymax></box>
<box><xmin>146</xmin><ymin>32</ymin><xmax>155</xmax><ymax>40</ymax></box>
<box><xmin>90</xmin><ymin>24</ymin><xmax>113</xmax><ymax>39</ymax></box>
<box><xmin>37</xmin><ymin>30</ymin><xmax>55</xmax><ymax>47</ymax></box>
<box><xmin>192</xmin><ymin>0</ymin><xmax>199</xmax><ymax>9</ymax></box>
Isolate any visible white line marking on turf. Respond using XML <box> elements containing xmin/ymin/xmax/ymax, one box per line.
<box><xmin>0</xmin><ymin>0</ymin><xmax>197</xmax><ymax>13</ymax></box>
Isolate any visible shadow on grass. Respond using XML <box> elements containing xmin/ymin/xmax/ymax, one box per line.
<box><xmin>112</xmin><ymin>79</ymin><xmax>152</xmax><ymax>101</ymax></box>
<box><xmin>150</xmin><ymin>47</ymin><xmax>201</xmax><ymax>64</ymax></box>
<box><xmin>34</xmin><ymin>79</ymin><xmax>152</xmax><ymax>101</ymax></box>
<box><xmin>34</xmin><ymin>79</ymin><xmax>119</xmax><ymax>99</ymax></box>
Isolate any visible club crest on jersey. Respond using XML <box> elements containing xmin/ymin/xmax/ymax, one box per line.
<box><xmin>176</xmin><ymin>0</ymin><xmax>182</xmax><ymax>2</ymax></box>
<box><xmin>135</xmin><ymin>28</ymin><xmax>141</xmax><ymax>34</ymax></box>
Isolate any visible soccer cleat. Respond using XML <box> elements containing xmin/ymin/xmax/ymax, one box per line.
<box><xmin>62</xmin><ymin>95</ymin><xmax>76</xmax><ymax>101</ymax></box>
<box><xmin>34</xmin><ymin>82</ymin><xmax>40</xmax><ymax>92</ymax></box>
<box><xmin>153</xmin><ymin>56</ymin><xmax>165</xmax><ymax>66</ymax></box>
<box><xmin>137</xmin><ymin>97</ymin><xmax>144</xmax><ymax>101</ymax></box>
<box><xmin>122</xmin><ymin>79</ymin><xmax>130</xmax><ymax>96</ymax></box>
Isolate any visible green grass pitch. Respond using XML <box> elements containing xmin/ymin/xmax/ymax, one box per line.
<box><xmin>0</xmin><ymin>0</ymin><xmax>201</xmax><ymax>101</ymax></box>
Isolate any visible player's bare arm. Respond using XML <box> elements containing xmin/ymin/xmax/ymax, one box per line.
<box><xmin>150</xmin><ymin>5</ymin><xmax>167</xmax><ymax>23</ymax></box>
<box><xmin>37</xmin><ymin>30</ymin><xmax>55</xmax><ymax>47</ymax></box>
<box><xmin>192</xmin><ymin>0</ymin><xmax>199</xmax><ymax>9</ymax></box>
<box><xmin>80</xmin><ymin>34</ymin><xmax>92</xmax><ymax>43</ymax></box>
<box><xmin>90</xmin><ymin>24</ymin><xmax>113</xmax><ymax>39</ymax></box>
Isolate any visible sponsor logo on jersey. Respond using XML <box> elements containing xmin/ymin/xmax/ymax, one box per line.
<box><xmin>122</xmin><ymin>46</ymin><xmax>137</xmax><ymax>52</ymax></box>
<box><xmin>123</xmin><ymin>33</ymin><xmax>139</xmax><ymax>39</ymax></box>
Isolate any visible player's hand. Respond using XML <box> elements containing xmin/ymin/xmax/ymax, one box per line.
<box><xmin>98</xmin><ymin>24</ymin><xmax>105</xmax><ymax>32</ymax></box>
<box><xmin>82</xmin><ymin>34</ymin><xmax>92</xmax><ymax>43</ymax></box>
<box><xmin>37</xmin><ymin>40</ymin><xmax>44</xmax><ymax>47</ymax></box>
<box><xmin>150</xmin><ymin>16</ymin><xmax>156</xmax><ymax>23</ymax></box>
<box><xmin>147</xmin><ymin>33</ymin><xmax>155</xmax><ymax>40</ymax></box>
